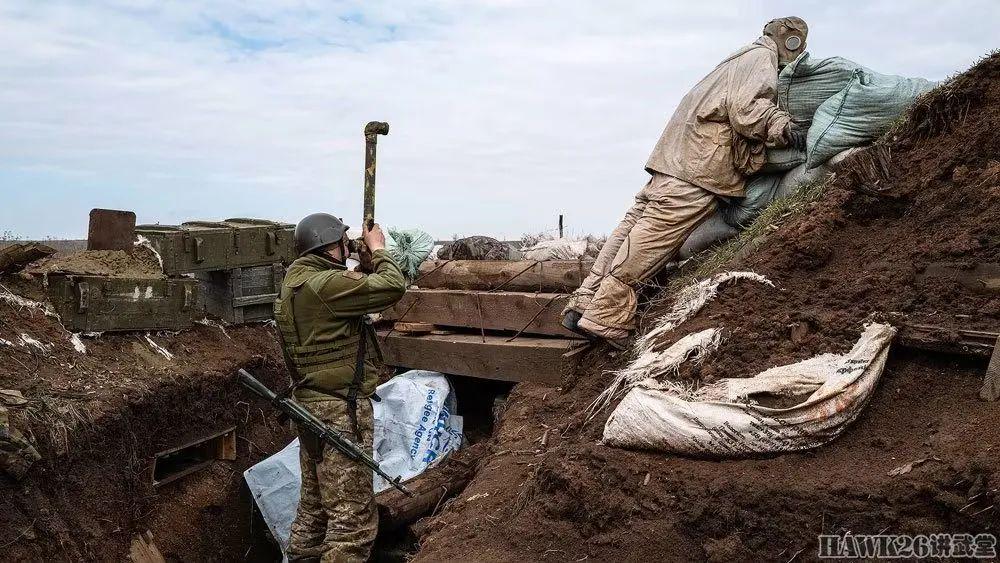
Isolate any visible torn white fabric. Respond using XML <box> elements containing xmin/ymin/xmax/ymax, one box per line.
<box><xmin>0</xmin><ymin>287</ymin><xmax>59</xmax><ymax>319</ymax></box>
<box><xmin>636</xmin><ymin>271</ymin><xmax>773</xmax><ymax>352</ymax></box>
<box><xmin>195</xmin><ymin>317</ymin><xmax>231</xmax><ymax>339</ymax></box>
<box><xmin>144</xmin><ymin>335</ymin><xmax>174</xmax><ymax>360</ymax></box>
<box><xmin>69</xmin><ymin>333</ymin><xmax>87</xmax><ymax>354</ymax></box>
<box><xmin>603</xmin><ymin>323</ymin><xmax>896</xmax><ymax>456</ymax></box>
<box><xmin>19</xmin><ymin>334</ymin><xmax>51</xmax><ymax>352</ymax></box>
<box><xmin>586</xmin><ymin>328</ymin><xmax>722</xmax><ymax>422</ymax></box>
<box><xmin>134</xmin><ymin>235</ymin><xmax>164</xmax><ymax>270</ymax></box>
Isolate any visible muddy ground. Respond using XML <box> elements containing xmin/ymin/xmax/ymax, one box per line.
<box><xmin>0</xmin><ymin>290</ymin><xmax>291</xmax><ymax>561</ymax></box>
<box><xmin>413</xmin><ymin>54</ymin><xmax>1000</xmax><ymax>561</ymax></box>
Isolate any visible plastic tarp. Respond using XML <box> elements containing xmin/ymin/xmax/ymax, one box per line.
<box><xmin>385</xmin><ymin>228</ymin><xmax>435</xmax><ymax>281</ymax></box>
<box><xmin>244</xmin><ymin>370</ymin><xmax>464</xmax><ymax>553</ymax></box>
<box><xmin>807</xmin><ymin>69</ymin><xmax>935</xmax><ymax>168</ymax></box>
<box><xmin>603</xmin><ymin>323</ymin><xmax>896</xmax><ymax>457</ymax></box>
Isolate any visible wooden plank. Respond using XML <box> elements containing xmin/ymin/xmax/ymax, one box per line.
<box><xmin>414</xmin><ymin>260</ymin><xmax>593</xmax><ymax>292</ymax></box>
<box><xmin>88</xmin><ymin>208</ymin><xmax>136</xmax><ymax>251</ymax></box>
<box><xmin>378</xmin><ymin>331</ymin><xmax>582</xmax><ymax>385</ymax></box>
<box><xmin>393</xmin><ymin>321</ymin><xmax>436</xmax><ymax>334</ymax></box>
<box><xmin>898</xmin><ymin>323</ymin><xmax>998</xmax><ymax>358</ymax></box>
<box><xmin>918</xmin><ymin>262</ymin><xmax>1000</xmax><ymax>293</ymax></box>
<box><xmin>383</xmin><ymin>289</ymin><xmax>581</xmax><ymax>338</ymax></box>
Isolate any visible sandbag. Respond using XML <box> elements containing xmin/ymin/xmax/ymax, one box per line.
<box><xmin>720</xmin><ymin>173</ymin><xmax>783</xmax><ymax>229</ymax></box>
<box><xmin>603</xmin><ymin>323</ymin><xmax>896</xmax><ymax>457</ymax></box>
<box><xmin>385</xmin><ymin>228</ymin><xmax>435</xmax><ymax>282</ymax></box>
<box><xmin>437</xmin><ymin>236</ymin><xmax>519</xmax><ymax>260</ymax></box>
<box><xmin>678</xmin><ymin>212</ymin><xmax>739</xmax><ymax>259</ymax></box>
<box><xmin>807</xmin><ymin>69</ymin><xmax>935</xmax><ymax>168</ymax></box>
<box><xmin>761</xmin><ymin>148</ymin><xmax>807</xmax><ymax>173</ymax></box>
<box><xmin>522</xmin><ymin>238</ymin><xmax>588</xmax><ymax>261</ymax></box>
<box><xmin>773</xmin><ymin>161</ymin><xmax>832</xmax><ymax>200</ymax></box>
<box><xmin>777</xmin><ymin>52</ymin><xmax>866</xmax><ymax>126</ymax></box>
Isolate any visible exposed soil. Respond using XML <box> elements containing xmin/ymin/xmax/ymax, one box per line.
<box><xmin>413</xmin><ymin>54</ymin><xmax>1000</xmax><ymax>561</ymax></box>
<box><xmin>27</xmin><ymin>247</ymin><xmax>164</xmax><ymax>278</ymax></box>
<box><xmin>0</xmin><ymin>284</ymin><xmax>291</xmax><ymax>561</ymax></box>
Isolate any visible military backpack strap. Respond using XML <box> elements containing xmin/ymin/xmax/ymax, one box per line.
<box><xmin>344</xmin><ymin>316</ymin><xmax>371</xmax><ymax>440</ymax></box>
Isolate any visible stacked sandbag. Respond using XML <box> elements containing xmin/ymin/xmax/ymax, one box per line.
<box><xmin>385</xmin><ymin>228</ymin><xmax>435</xmax><ymax>282</ymax></box>
<box><xmin>806</xmin><ymin>69</ymin><xmax>936</xmax><ymax>168</ymax></box>
<box><xmin>777</xmin><ymin>53</ymin><xmax>868</xmax><ymax>126</ymax></box>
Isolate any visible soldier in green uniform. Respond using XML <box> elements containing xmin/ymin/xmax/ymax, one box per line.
<box><xmin>274</xmin><ymin>213</ymin><xmax>406</xmax><ymax>562</ymax></box>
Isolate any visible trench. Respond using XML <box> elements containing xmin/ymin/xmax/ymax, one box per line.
<box><xmin>0</xmin><ymin>355</ymin><xmax>510</xmax><ymax>561</ymax></box>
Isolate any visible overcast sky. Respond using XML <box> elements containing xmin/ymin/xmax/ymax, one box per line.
<box><xmin>2</xmin><ymin>1</ymin><xmax>996</xmax><ymax>240</ymax></box>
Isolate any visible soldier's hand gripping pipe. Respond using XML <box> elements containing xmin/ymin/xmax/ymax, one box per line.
<box><xmin>237</xmin><ymin>368</ymin><xmax>413</xmax><ymax>496</ymax></box>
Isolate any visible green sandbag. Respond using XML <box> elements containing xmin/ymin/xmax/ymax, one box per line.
<box><xmin>806</xmin><ymin>69</ymin><xmax>935</xmax><ymax>168</ymax></box>
<box><xmin>385</xmin><ymin>228</ymin><xmax>435</xmax><ymax>282</ymax></box>
<box><xmin>777</xmin><ymin>52</ymin><xmax>866</xmax><ymax>126</ymax></box>
<box><xmin>762</xmin><ymin>148</ymin><xmax>807</xmax><ymax>173</ymax></box>
<box><xmin>720</xmin><ymin>173</ymin><xmax>783</xmax><ymax>229</ymax></box>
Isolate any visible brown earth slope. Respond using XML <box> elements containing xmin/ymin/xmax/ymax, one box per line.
<box><xmin>0</xmin><ymin>277</ymin><xmax>290</xmax><ymax>561</ymax></box>
<box><xmin>415</xmin><ymin>54</ymin><xmax>1000</xmax><ymax>561</ymax></box>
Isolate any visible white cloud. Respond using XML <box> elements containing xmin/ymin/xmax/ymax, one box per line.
<box><xmin>1</xmin><ymin>0</ymin><xmax>996</xmax><ymax>239</ymax></box>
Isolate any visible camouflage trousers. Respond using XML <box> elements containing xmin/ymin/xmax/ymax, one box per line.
<box><xmin>566</xmin><ymin>173</ymin><xmax>717</xmax><ymax>336</ymax></box>
<box><xmin>287</xmin><ymin>398</ymin><xmax>377</xmax><ymax>563</ymax></box>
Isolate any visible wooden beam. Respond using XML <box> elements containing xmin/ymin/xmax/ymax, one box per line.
<box><xmin>898</xmin><ymin>323</ymin><xmax>998</xmax><ymax>358</ymax></box>
<box><xmin>414</xmin><ymin>260</ymin><xmax>593</xmax><ymax>292</ymax></box>
<box><xmin>378</xmin><ymin>331</ymin><xmax>584</xmax><ymax>385</ymax></box>
<box><xmin>376</xmin><ymin>442</ymin><xmax>488</xmax><ymax>531</ymax></box>
<box><xmin>383</xmin><ymin>289</ymin><xmax>582</xmax><ymax>338</ymax></box>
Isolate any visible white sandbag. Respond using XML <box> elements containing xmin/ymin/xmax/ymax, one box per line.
<box><xmin>244</xmin><ymin>370</ymin><xmax>464</xmax><ymax>553</ymax></box>
<box><xmin>603</xmin><ymin>323</ymin><xmax>897</xmax><ymax>457</ymax></box>
<box><xmin>522</xmin><ymin>238</ymin><xmax>589</xmax><ymax>261</ymax></box>
<box><xmin>777</xmin><ymin>52</ymin><xmax>867</xmax><ymax>126</ymax></box>
<box><xmin>678</xmin><ymin>212</ymin><xmax>739</xmax><ymax>259</ymax></box>
<box><xmin>385</xmin><ymin>228</ymin><xmax>435</xmax><ymax>281</ymax></box>
<box><xmin>372</xmin><ymin>370</ymin><xmax>465</xmax><ymax>492</ymax></box>
<box><xmin>807</xmin><ymin>69</ymin><xmax>935</xmax><ymax>168</ymax></box>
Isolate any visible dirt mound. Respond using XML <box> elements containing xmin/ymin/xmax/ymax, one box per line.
<box><xmin>414</xmin><ymin>53</ymin><xmax>1000</xmax><ymax>561</ymax></box>
<box><xmin>26</xmin><ymin>247</ymin><xmax>163</xmax><ymax>278</ymax></box>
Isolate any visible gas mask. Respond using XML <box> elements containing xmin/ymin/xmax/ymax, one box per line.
<box><xmin>763</xmin><ymin>17</ymin><xmax>808</xmax><ymax>68</ymax></box>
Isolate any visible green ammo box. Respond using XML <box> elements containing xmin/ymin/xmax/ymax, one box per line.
<box><xmin>47</xmin><ymin>274</ymin><xmax>199</xmax><ymax>332</ymax></box>
<box><xmin>196</xmin><ymin>263</ymin><xmax>285</xmax><ymax>324</ymax></box>
<box><xmin>134</xmin><ymin>219</ymin><xmax>295</xmax><ymax>275</ymax></box>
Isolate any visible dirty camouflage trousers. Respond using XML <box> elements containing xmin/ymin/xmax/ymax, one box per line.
<box><xmin>287</xmin><ymin>398</ymin><xmax>377</xmax><ymax>563</ymax></box>
<box><xmin>565</xmin><ymin>172</ymin><xmax>717</xmax><ymax>337</ymax></box>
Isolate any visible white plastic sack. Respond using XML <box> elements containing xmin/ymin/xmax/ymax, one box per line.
<box><xmin>372</xmin><ymin>370</ymin><xmax>465</xmax><ymax>492</ymax></box>
<box><xmin>522</xmin><ymin>238</ymin><xmax>588</xmax><ymax>261</ymax></box>
<box><xmin>243</xmin><ymin>370</ymin><xmax>464</xmax><ymax>552</ymax></box>
<box><xmin>603</xmin><ymin>323</ymin><xmax>896</xmax><ymax>456</ymax></box>
<box><xmin>762</xmin><ymin>148</ymin><xmax>807</xmax><ymax>173</ymax></box>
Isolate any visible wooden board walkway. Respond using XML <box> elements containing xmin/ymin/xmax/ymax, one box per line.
<box><xmin>378</xmin><ymin>331</ymin><xmax>584</xmax><ymax>385</ymax></box>
<box><xmin>383</xmin><ymin>289</ymin><xmax>581</xmax><ymax>339</ymax></box>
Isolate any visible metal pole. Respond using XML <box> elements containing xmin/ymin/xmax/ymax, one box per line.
<box><xmin>558</xmin><ymin>214</ymin><xmax>564</xmax><ymax>238</ymax></box>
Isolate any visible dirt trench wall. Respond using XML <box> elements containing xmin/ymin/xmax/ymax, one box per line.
<box><xmin>0</xmin><ymin>289</ymin><xmax>294</xmax><ymax>561</ymax></box>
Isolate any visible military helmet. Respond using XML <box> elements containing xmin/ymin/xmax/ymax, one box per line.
<box><xmin>294</xmin><ymin>213</ymin><xmax>350</xmax><ymax>257</ymax></box>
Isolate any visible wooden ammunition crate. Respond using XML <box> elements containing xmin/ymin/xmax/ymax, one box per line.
<box><xmin>47</xmin><ymin>275</ymin><xmax>199</xmax><ymax>332</ymax></box>
<box><xmin>135</xmin><ymin>219</ymin><xmax>295</xmax><ymax>275</ymax></box>
<box><xmin>197</xmin><ymin>263</ymin><xmax>284</xmax><ymax>324</ymax></box>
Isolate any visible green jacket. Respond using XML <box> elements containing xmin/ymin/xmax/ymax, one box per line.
<box><xmin>274</xmin><ymin>249</ymin><xmax>406</xmax><ymax>402</ymax></box>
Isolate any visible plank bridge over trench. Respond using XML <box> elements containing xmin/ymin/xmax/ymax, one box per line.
<box><xmin>377</xmin><ymin>260</ymin><xmax>592</xmax><ymax>386</ymax></box>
